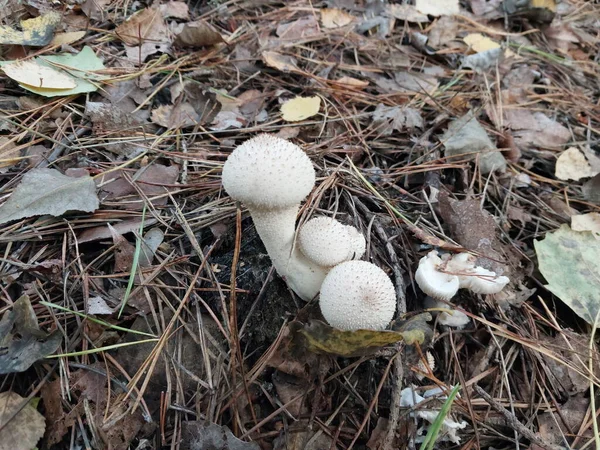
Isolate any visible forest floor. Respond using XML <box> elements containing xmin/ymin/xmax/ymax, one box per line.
<box><xmin>1</xmin><ymin>0</ymin><xmax>599</xmax><ymax>449</ymax></box>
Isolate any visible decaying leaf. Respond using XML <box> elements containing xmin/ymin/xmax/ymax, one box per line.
<box><xmin>115</xmin><ymin>8</ymin><xmax>169</xmax><ymax>46</ymax></box>
<box><xmin>535</xmin><ymin>225</ymin><xmax>600</xmax><ymax>325</ymax></box>
<box><xmin>571</xmin><ymin>213</ymin><xmax>600</xmax><ymax>235</ymax></box>
<box><xmin>0</xmin><ymin>11</ymin><xmax>60</xmax><ymax>46</ymax></box>
<box><xmin>297</xmin><ymin>320</ymin><xmax>425</xmax><ymax>357</ymax></box>
<box><xmin>415</xmin><ymin>0</ymin><xmax>459</xmax><ymax>17</ymax></box>
<box><xmin>583</xmin><ymin>174</ymin><xmax>600</xmax><ymax>204</ymax></box>
<box><xmin>0</xmin><ymin>295</ymin><xmax>62</xmax><ymax>374</ymax></box>
<box><xmin>335</xmin><ymin>76</ymin><xmax>369</xmax><ymax>89</ymax></box>
<box><xmin>463</xmin><ymin>33</ymin><xmax>501</xmax><ymax>52</ymax></box>
<box><xmin>2</xmin><ymin>60</ymin><xmax>77</xmax><ymax>89</ymax></box>
<box><xmin>0</xmin><ymin>391</ymin><xmax>45</xmax><ymax>450</ymax></box>
<box><xmin>281</xmin><ymin>96</ymin><xmax>321</xmax><ymax>122</ymax></box>
<box><xmin>159</xmin><ymin>0</ymin><xmax>190</xmax><ymax>20</ymax></box>
<box><xmin>0</xmin><ymin>168</ymin><xmax>99</xmax><ymax>225</ymax></box>
<box><xmin>320</xmin><ymin>8</ymin><xmax>355</xmax><ymax>28</ymax></box>
<box><xmin>151</xmin><ymin>103</ymin><xmax>200</xmax><ymax>128</ymax></box>
<box><xmin>504</xmin><ymin>110</ymin><xmax>570</xmax><ymax>150</ymax></box>
<box><xmin>50</xmin><ymin>30</ymin><xmax>86</xmax><ymax>46</ymax></box>
<box><xmin>139</xmin><ymin>228</ymin><xmax>165</xmax><ymax>267</ymax></box>
<box><xmin>461</xmin><ymin>47</ymin><xmax>503</xmax><ymax>71</ymax></box>
<box><xmin>262</xmin><ymin>51</ymin><xmax>300</xmax><ymax>73</ymax></box>
<box><xmin>555</xmin><ymin>147</ymin><xmax>598</xmax><ymax>181</ymax></box>
<box><xmin>372</xmin><ymin>104</ymin><xmax>423</xmax><ymax>135</ymax></box>
<box><xmin>276</xmin><ymin>15</ymin><xmax>319</xmax><ymax>40</ymax></box>
<box><xmin>180</xmin><ymin>421</ymin><xmax>260</xmax><ymax>450</ymax></box>
<box><xmin>388</xmin><ymin>4</ymin><xmax>429</xmax><ymax>22</ymax></box>
<box><xmin>175</xmin><ymin>19</ymin><xmax>224</xmax><ymax>47</ymax></box>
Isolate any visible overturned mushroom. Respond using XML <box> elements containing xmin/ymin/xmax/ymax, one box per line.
<box><xmin>319</xmin><ymin>260</ymin><xmax>396</xmax><ymax>331</ymax></box>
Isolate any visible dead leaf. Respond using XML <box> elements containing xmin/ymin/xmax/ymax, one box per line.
<box><xmin>415</xmin><ymin>0</ymin><xmax>459</xmax><ymax>17</ymax></box>
<box><xmin>276</xmin><ymin>15</ymin><xmax>319</xmax><ymax>39</ymax></box>
<box><xmin>0</xmin><ymin>392</ymin><xmax>45</xmax><ymax>450</ymax></box>
<box><xmin>175</xmin><ymin>19</ymin><xmax>224</xmax><ymax>47</ymax></box>
<box><xmin>583</xmin><ymin>174</ymin><xmax>600</xmax><ymax>204</ymax></box>
<box><xmin>462</xmin><ymin>48</ymin><xmax>503</xmax><ymax>71</ymax></box>
<box><xmin>571</xmin><ymin>213</ymin><xmax>600</xmax><ymax>235</ymax></box>
<box><xmin>464</xmin><ymin>33</ymin><xmax>501</xmax><ymax>52</ymax></box>
<box><xmin>504</xmin><ymin>110</ymin><xmax>570</xmax><ymax>149</ymax></box>
<box><xmin>87</xmin><ymin>296</ymin><xmax>115</xmax><ymax>315</ymax></box>
<box><xmin>281</xmin><ymin>96</ymin><xmax>321</xmax><ymax>122</ymax></box>
<box><xmin>81</xmin><ymin>0</ymin><xmax>112</xmax><ymax>20</ymax></box>
<box><xmin>0</xmin><ymin>168</ymin><xmax>99</xmax><ymax>225</ymax></box>
<box><xmin>139</xmin><ymin>228</ymin><xmax>164</xmax><ymax>267</ymax></box>
<box><xmin>555</xmin><ymin>147</ymin><xmax>598</xmax><ymax>181</ymax></box>
<box><xmin>538</xmin><ymin>395</ymin><xmax>589</xmax><ymax>445</ymax></box>
<box><xmin>387</xmin><ymin>4</ymin><xmax>429</xmax><ymax>22</ymax></box>
<box><xmin>0</xmin><ymin>11</ymin><xmax>61</xmax><ymax>46</ymax></box>
<box><xmin>78</xmin><ymin>217</ymin><xmax>157</xmax><ymax>243</ymax></box>
<box><xmin>321</xmin><ymin>8</ymin><xmax>355</xmax><ymax>28</ymax></box>
<box><xmin>372</xmin><ymin>104</ymin><xmax>423</xmax><ymax>135</ymax></box>
<box><xmin>210</xmin><ymin>110</ymin><xmax>246</xmax><ymax>131</ymax></box>
<box><xmin>159</xmin><ymin>1</ymin><xmax>190</xmax><ymax>20</ymax></box>
<box><xmin>50</xmin><ymin>31</ymin><xmax>86</xmax><ymax>46</ymax></box>
<box><xmin>0</xmin><ymin>295</ymin><xmax>62</xmax><ymax>374</ymax></box>
<box><xmin>428</xmin><ymin>16</ymin><xmax>459</xmax><ymax>48</ymax></box>
<box><xmin>151</xmin><ymin>103</ymin><xmax>199</xmax><ymax>128</ymax></box>
<box><xmin>441</xmin><ymin>111</ymin><xmax>507</xmax><ymax>174</ymax></box>
<box><xmin>180</xmin><ymin>421</ymin><xmax>259</xmax><ymax>450</ymax></box>
<box><xmin>115</xmin><ymin>8</ymin><xmax>170</xmax><ymax>46</ymax></box>
<box><xmin>41</xmin><ymin>378</ymin><xmax>72</xmax><ymax>446</ymax></box>
<box><xmin>109</xmin><ymin>224</ymin><xmax>135</xmax><ymax>273</ymax></box>
<box><xmin>262</xmin><ymin>51</ymin><xmax>300</xmax><ymax>73</ymax></box>
<box><xmin>2</xmin><ymin>60</ymin><xmax>77</xmax><ymax>89</ymax></box>
<box><xmin>334</xmin><ymin>76</ymin><xmax>369</xmax><ymax>89</ymax></box>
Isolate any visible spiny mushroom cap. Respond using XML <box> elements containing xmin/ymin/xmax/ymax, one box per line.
<box><xmin>415</xmin><ymin>251</ymin><xmax>459</xmax><ymax>301</ymax></box>
<box><xmin>222</xmin><ymin>134</ymin><xmax>315</xmax><ymax>210</ymax></box>
<box><xmin>298</xmin><ymin>217</ymin><xmax>366</xmax><ymax>267</ymax></box>
<box><xmin>319</xmin><ymin>260</ymin><xmax>396</xmax><ymax>331</ymax></box>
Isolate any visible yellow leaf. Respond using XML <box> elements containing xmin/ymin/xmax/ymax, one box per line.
<box><xmin>321</xmin><ymin>8</ymin><xmax>355</xmax><ymax>28</ymax></box>
<box><xmin>555</xmin><ymin>147</ymin><xmax>599</xmax><ymax>181</ymax></box>
<box><xmin>50</xmin><ymin>31</ymin><xmax>86</xmax><ymax>46</ymax></box>
<box><xmin>281</xmin><ymin>96</ymin><xmax>321</xmax><ymax>122</ymax></box>
<box><xmin>262</xmin><ymin>51</ymin><xmax>299</xmax><ymax>73</ymax></box>
<box><xmin>415</xmin><ymin>0</ymin><xmax>459</xmax><ymax>17</ymax></box>
<box><xmin>0</xmin><ymin>11</ymin><xmax>61</xmax><ymax>46</ymax></box>
<box><xmin>2</xmin><ymin>60</ymin><xmax>76</xmax><ymax>89</ymax></box>
<box><xmin>463</xmin><ymin>33</ymin><xmax>500</xmax><ymax>52</ymax></box>
<box><xmin>532</xmin><ymin>0</ymin><xmax>556</xmax><ymax>12</ymax></box>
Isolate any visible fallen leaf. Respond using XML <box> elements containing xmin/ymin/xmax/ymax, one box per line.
<box><xmin>320</xmin><ymin>8</ymin><xmax>355</xmax><ymax>28</ymax></box>
<box><xmin>571</xmin><ymin>213</ymin><xmax>600</xmax><ymax>235</ymax></box>
<box><xmin>335</xmin><ymin>76</ymin><xmax>369</xmax><ymax>89</ymax></box>
<box><xmin>372</xmin><ymin>104</ymin><xmax>423</xmax><ymax>135</ymax></box>
<box><xmin>50</xmin><ymin>30</ymin><xmax>87</xmax><ymax>46</ymax></box>
<box><xmin>555</xmin><ymin>147</ymin><xmax>598</xmax><ymax>181</ymax></box>
<box><xmin>180</xmin><ymin>422</ymin><xmax>260</xmax><ymax>450</ymax></box>
<box><xmin>538</xmin><ymin>395</ymin><xmax>589</xmax><ymax>445</ymax></box>
<box><xmin>535</xmin><ymin>224</ymin><xmax>600</xmax><ymax>325</ymax></box>
<box><xmin>428</xmin><ymin>16</ymin><xmax>459</xmax><ymax>48</ymax></box>
<box><xmin>504</xmin><ymin>110</ymin><xmax>570</xmax><ymax>149</ymax></box>
<box><xmin>175</xmin><ymin>19</ymin><xmax>224</xmax><ymax>47</ymax></box>
<box><xmin>41</xmin><ymin>378</ymin><xmax>72</xmax><ymax>446</ymax></box>
<box><xmin>583</xmin><ymin>174</ymin><xmax>600</xmax><ymax>204</ymax></box>
<box><xmin>2</xmin><ymin>60</ymin><xmax>77</xmax><ymax>89</ymax></box>
<box><xmin>0</xmin><ymin>392</ymin><xmax>45</xmax><ymax>450</ymax></box>
<box><xmin>415</xmin><ymin>0</ymin><xmax>459</xmax><ymax>16</ymax></box>
<box><xmin>281</xmin><ymin>96</ymin><xmax>321</xmax><ymax>122</ymax></box>
<box><xmin>87</xmin><ymin>296</ymin><xmax>115</xmax><ymax>315</ymax></box>
<box><xmin>151</xmin><ymin>103</ymin><xmax>200</xmax><ymax>128</ymax></box>
<box><xmin>0</xmin><ymin>11</ymin><xmax>60</xmax><ymax>46</ymax></box>
<box><xmin>139</xmin><ymin>228</ymin><xmax>164</xmax><ymax>267</ymax></box>
<box><xmin>463</xmin><ymin>33</ymin><xmax>500</xmax><ymax>52</ymax></box>
<box><xmin>462</xmin><ymin>47</ymin><xmax>503</xmax><ymax>71</ymax></box>
<box><xmin>470</xmin><ymin>0</ymin><xmax>503</xmax><ymax>18</ymax></box>
<box><xmin>78</xmin><ymin>218</ymin><xmax>158</xmax><ymax>243</ymax></box>
<box><xmin>81</xmin><ymin>0</ymin><xmax>112</xmax><ymax>20</ymax></box>
<box><xmin>0</xmin><ymin>295</ymin><xmax>62</xmax><ymax>374</ymax></box>
<box><xmin>441</xmin><ymin>111</ymin><xmax>507</xmax><ymax>174</ymax></box>
<box><xmin>115</xmin><ymin>8</ymin><xmax>169</xmax><ymax>46</ymax></box>
<box><xmin>276</xmin><ymin>15</ymin><xmax>319</xmax><ymax>39</ymax></box>
<box><xmin>262</xmin><ymin>51</ymin><xmax>299</xmax><ymax>73</ymax></box>
<box><xmin>387</xmin><ymin>4</ymin><xmax>429</xmax><ymax>22</ymax></box>
<box><xmin>210</xmin><ymin>110</ymin><xmax>246</xmax><ymax>131</ymax></box>
<box><xmin>0</xmin><ymin>168</ymin><xmax>99</xmax><ymax>225</ymax></box>
<box><xmin>159</xmin><ymin>1</ymin><xmax>190</xmax><ymax>20</ymax></box>
<box><xmin>297</xmin><ymin>320</ymin><xmax>424</xmax><ymax>357</ymax></box>
<box><xmin>109</xmin><ymin>224</ymin><xmax>135</xmax><ymax>273</ymax></box>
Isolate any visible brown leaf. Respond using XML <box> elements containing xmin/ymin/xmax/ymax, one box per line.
<box><xmin>77</xmin><ymin>217</ymin><xmax>158</xmax><ymax>243</ymax></box>
<box><xmin>109</xmin><ymin>224</ymin><xmax>135</xmax><ymax>273</ymax></box>
<box><xmin>0</xmin><ymin>392</ymin><xmax>45</xmax><ymax>450</ymax></box>
<box><xmin>115</xmin><ymin>8</ymin><xmax>170</xmax><ymax>46</ymax></box>
<box><xmin>276</xmin><ymin>15</ymin><xmax>319</xmax><ymax>39</ymax></box>
<box><xmin>321</xmin><ymin>8</ymin><xmax>355</xmax><ymax>28</ymax></box>
<box><xmin>151</xmin><ymin>103</ymin><xmax>199</xmax><ymax>128</ymax></box>
<box><xmin>174</xmin><ymin>19</ymin><xmax>224</xmax><ymax>47</ymax></box>
<box><xmin>159</xmin><ymin>0</ymin><xmax>189</xmax><ymax>20</ymax></box>
<box><xmin>262</xmin><ymin>51</ymin><xmax>300</xmax><ymax>73</ymax></box>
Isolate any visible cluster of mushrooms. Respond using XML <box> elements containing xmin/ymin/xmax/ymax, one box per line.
<box><xmin>222</xmin><ymin>135</ymin><xmax>510</xmax><ymax>331</ymax></box>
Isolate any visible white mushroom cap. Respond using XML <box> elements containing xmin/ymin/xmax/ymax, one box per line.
<box><xmin>460</xmin><ymin>266</ymin><xmax>510</xmax><ymax>294</ymax></box>
<box><xmin>415</xmin><ymin>251</ymin><xmax>459</xmax><ymax>301</ymax></box>
<box><xmin>222</xmin><ymin>134</ymin><xmax>315</xmax><ymax>210</ymax></box>
<box><xmin>424</xmin><ymin>296</ymin><xmax>470</xmax><ymax>328</ymax></box>
<box><xmin>298</xmin><ymin>217</ymin><xmax>365</xmax><ymax>267</ymax></box>
<box><xmin>319</xmin><ymin>261</ymin><xmax>396</xmax><ymax>331</ymax></box>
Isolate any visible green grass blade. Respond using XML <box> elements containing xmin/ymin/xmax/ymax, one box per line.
<box><xmin>118</xmin><ymin>204</ymin><xmax>146</xmax><ymax>318</ymax></box>
<box><xmin>47</xmin><ymin>338</ymin><xmax>159</xmax><ymax>358</ymax></box>
<box><xmin>419</xmin><ymin>385</ymin><xmax>461</xmax><ymax>450</ymax></box>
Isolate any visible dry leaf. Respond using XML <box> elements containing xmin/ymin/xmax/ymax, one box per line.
<box><xmin>0</xmin><ymin>392</ymin><xmax>45</xmax><ymax>450</ymax></box>
<box><xmin>335</xmin><ymin>76</ymin><xmax>369</xmax><ymax>89</ymax></box>
<box><xmin>87</xmin><ymin>296</ymin><xmax>115</xmax><ymax>315</ymax></box>
<box><xmin>555</xmin><ymin>147</ymin><xmax>598</xmax><ymax>181</ymax></box>
<box><xmin>321</xmin><ymin>8</ymin><xmax>355</xmax><ymax>28</ymax></box>
<box><xmin>175</xmin><ymin>19</ymin><xmax>224</xmax><ymax>47</ymax></box>
<box><xmin>151</xmin><ymin>103</ymin><xmax>199</xmax><ymax>128</ymax></box>
<box><xmin>2</xmin><ymin>60</ymin><xmax>77</xmax><ymax>89</ymax></box>
<box><xmin>372</xmin><ymin>104</ymin><xmax>423</xmax><ymax>135</ymax></box>
<box><xmin>115</xmin><ymin>8</ymin><xmax>169</xmax><ymax>46</ymax></box>
<box><xmin>504</xmin><ymin>110</ymin><xmax>570</xmax><ymax>149</ymax></box>
<box><xmin>571</xmin><ymin>213</ymin><xmax>600</xmax><ymax>235</ymax></box>
<box><xmin>276</xmin><ymin>16</ymin><xmax>319</xmax><ymax>39</ymax></box>
<box><xmin>0</xmin><ymin>11</ymin><xmax>60</xmax><ymax>46</ymax></box>
<box><xmin>464</xmin><ymin>33</ymin><xmax>500</xmax><ymax>52</ymax></box>
<box><xmin>387</xmin><ymin>4</ymin><xmax>429</xmax><ymax>22</ymax></box>
<box><xmin>159</xmin><ymin>1</ymin><xmax>190</xmax><ymax>20</ymax></box>
<box><xmin>415</xmin><ymin>0</ymin><xmax>459</xmax><ymax>16</ymax></box>
<box><xmin>262</xmin><ymin>51</ymin><xmax>299</xmax><ymax>73</ymax></box>
<box><xmin>0</xmin><ymin>168</ymin><xmax>99</xmax><ymax>225</ymax></box>
<box><xmin>50</xmin><ymin>31</ymin><xmax>86</xmax><ymax>46</ymax></box>
<box><xmin>281</xmin><ymin>96</ymin><xmax>321</xmax><ymax>122</ymax></box>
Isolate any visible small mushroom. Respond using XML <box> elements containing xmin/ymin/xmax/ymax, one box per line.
<box><xmin>415</xmin><ymin>251</ymin><xmax>460</xmax><ymax>301</ymax></box>
<box><xmin>319</xmin><ymin>261</ymin><xmax>396</xmax><ymax>331</ymax></box>
<box><xmin>424</xmin><ymin>297</ymin><xmax>470</xmax><ymax>328</ymax></box>
<box><xmin>222</xmin><ymin>134</ymin><xmax>317</xmax><ymax>299</ymax></box>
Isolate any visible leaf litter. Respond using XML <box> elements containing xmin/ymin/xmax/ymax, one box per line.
<box><xmin>1</xmin><ymin>0</ymin><xmax>600</xmax><ymax>449</ymax></box>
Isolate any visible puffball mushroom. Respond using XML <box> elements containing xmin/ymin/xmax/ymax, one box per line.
<box><xmin>222</xmin><ymin>134</ymin><xmax>317</xmax><ymax>299</ymax></box>
<box><xmin>415</xmin><ymin>250</ymin><xmax>509</xmax><ymax>299</ymax></box>
<box><xmin>319</xmin><ymin>261</ymin><xmax>396</xmax><ymax>331</ymax></box>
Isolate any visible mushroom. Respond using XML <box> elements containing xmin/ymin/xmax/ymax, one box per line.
<box><xmin>319</xmin><ymin>260</ymin><xmax>396</xmax><ymax>331</ymax></box>
<box><xmin>424</xmin><ymin>297</ymin><xmax>470</xmax><ymax>328</ymax></box>
<box><xmin>415</xmin><ymin>250</ymin><xmax>509</xmax><ymax>299</ymax></box>
<box><xmin>222</xmin><ymin>134</ymin><xmax>317</xmax><ymax>299</ymax></box>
